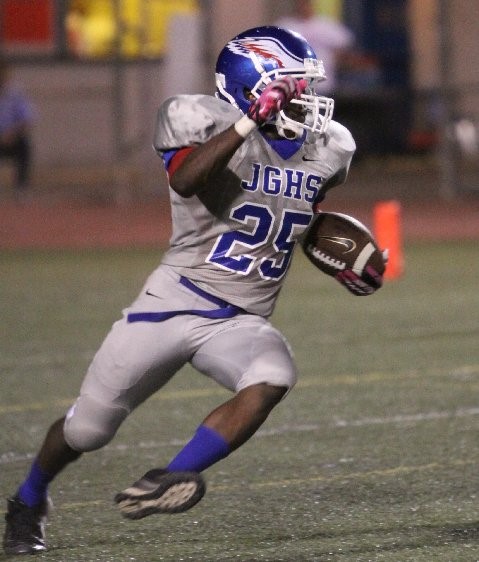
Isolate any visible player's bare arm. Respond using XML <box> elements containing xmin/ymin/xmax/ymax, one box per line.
<box><xmin>168</xmin><ymin>127</ymin><xmax>245</xmax><ymax>197</ymax></box>
<box><xmin>169</xmin><ymin>76</ymin><xmax>306</xmax><ymax>197</ymax></box>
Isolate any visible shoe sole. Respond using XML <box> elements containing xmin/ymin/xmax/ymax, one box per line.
<box><xmin>114</xmin><ymin>471</ymin><xmax>206</xmax><ymax>519</ymax></box>
<box><xmin>3</xmin><ymin>543</ymin><xmax>47</xmax><ymax>555</ymax></box>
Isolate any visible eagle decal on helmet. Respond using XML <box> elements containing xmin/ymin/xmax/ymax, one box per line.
<box><xmin>226</xmin><ymin>37</ymin><xmax>303</xmax><ymax>68</ymax></box>
<box><xmin>215</xmin><ymin>26</ymin><xmax>335</xmax><ymax>145</ymax></box>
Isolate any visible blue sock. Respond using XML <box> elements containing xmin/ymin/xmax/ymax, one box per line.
<box><xmin>167</xmin><ymin>425</ymin><xmax>230</xmax><ymax>473</ymax></box>
<box><xmin>17</xmin><ymin>460</ymin><xmax>54</xmax><ymax>508</ymax></box>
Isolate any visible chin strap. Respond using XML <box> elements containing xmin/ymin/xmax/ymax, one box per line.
<box><xmin>275</xmin><ymin>113</ymin><xmax>304</xmax><ymax>140</ymax></box>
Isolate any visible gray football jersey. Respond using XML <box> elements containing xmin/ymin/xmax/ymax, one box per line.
<box><xmin>153</xmin><ymin>94</ymin><xmax>355</xmax><ymax>317</ymax></box>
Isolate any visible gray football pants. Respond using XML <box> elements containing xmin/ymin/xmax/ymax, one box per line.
<box><xmin>63</xmin><ymin>265</ymin><xmax>297</xmax><ymax>452</ymax></box>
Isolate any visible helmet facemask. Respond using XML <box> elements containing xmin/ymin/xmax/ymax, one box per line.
<box><xmin>216</xmin><ymin>56</ymin><xmax>334</xmax><ymax>140</ymax></box>
<box><xmin>215</xmin><ymin>27</ymin><xmax>336</xmax><ymax>141</ymax></box>
<box><xmin>248</xmin><ymin>57</ymin><xmax>334</xmax><ymax>139</ymax></box>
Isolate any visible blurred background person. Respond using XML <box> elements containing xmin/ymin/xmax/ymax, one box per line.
<box><xmin>0</xmin><ymin>56</ymin><xmax>35</xmax><ymax>201</ymax></box>
<box><xmin>275</xmin><ymin>0</ymin><xmax>355</xmax><ymax>96</ymax></box>
<box><xmin>275</xmin><ymin>0</ymin><xmax>378</xmax><ymax>159</ymax></box>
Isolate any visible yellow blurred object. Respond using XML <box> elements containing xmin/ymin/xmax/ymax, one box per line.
<box><xmin>313</xmin><ymin>0</ymin><xmax>342</xmax><ymax>20</ymax></box>
<box><xmin>143</xmin><ymin>0</ymin><xmax>198</xmax><ymax>57</ymax></box>
<box><xmin>66</xmin><ymin>0</ymin><xmax>198</xmax><ymax>58</ymax></box>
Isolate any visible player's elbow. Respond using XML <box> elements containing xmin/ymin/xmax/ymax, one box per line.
<box><xmin>169</xmin><ymin>172</ymin><xmax>201</xmax><ymax>197</ymax></box>
<box><xmin>166</xmin><ymin>145</ymin><xmax>202</xmax><ymax>197</ymax></box>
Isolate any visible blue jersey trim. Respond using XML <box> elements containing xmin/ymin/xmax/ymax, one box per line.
<box><xmin>127</xmin><ymin>276</ymin><xmax>243</xmax><ymax>323</ymax></box>
<box><xmin>161</xmin><ymin>149</ymin><xmax>178</xmax><ymax>170</ymax></box>
<box><xmin>260</xmin><ymin>129</ymin><xmax>306</xmax><ymax>159</ymax></box>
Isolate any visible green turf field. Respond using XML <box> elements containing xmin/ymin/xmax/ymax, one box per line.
<box><xmin>1</xmin><ymin>242</ymin><xmax>479</xmax><ymax>561</ymax></box>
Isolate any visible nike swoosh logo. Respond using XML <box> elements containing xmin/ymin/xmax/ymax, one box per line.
<box><xmin>318</xmin><ymin>236</ymin><xmax>356</xmax><ymax>253</ymax></box>
<box><xmin>302</xmin><ymin>156</ymin><xmax>320</xmax><ymax>162</ymax></box>
<box><xmin>145</xmin><ymin>289</ymin><xmax>161</xmax><ymax>298</ymax></box>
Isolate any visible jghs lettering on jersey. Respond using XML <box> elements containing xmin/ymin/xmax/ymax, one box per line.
<box><xmin>241</xmin><ymin>163</ymin><xmax>323</xmax><ymax>203</ymax></box>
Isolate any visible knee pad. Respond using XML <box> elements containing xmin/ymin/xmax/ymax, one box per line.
<box><xmin>63</xmin><ymin>394</ymin><xmax>128</xmax><ymax>452</ymax></box>
<box><xmin>244</xmin><ymin>330</ymin><xmax>298</xmax><ymax>393</ymax></box>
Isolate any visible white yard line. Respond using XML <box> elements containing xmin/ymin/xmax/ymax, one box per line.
<box><xmin>43</xmin><ymin>458</ymin><xmax>479</xmax><ymax>510</ymax></box>
<box><xmin>2</xmin><ymin>405</ymin><xmax>479</xmax><ymax>466</ymax></box>
<box><xmin>1</xmin><ymin>363</ymin><xmax>479</xmax><ymax>416</ymax></box>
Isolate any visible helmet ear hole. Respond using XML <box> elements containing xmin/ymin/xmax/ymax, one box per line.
<box><xmin>243</xmin><ymin>88</ymin><xmax>254</xmax><ymax>102</ymax></box>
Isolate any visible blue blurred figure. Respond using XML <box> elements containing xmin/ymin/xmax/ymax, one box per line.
<box><xmin>0</xmin><ymin>56</ymin><xmax>35</xmax><ymax>201</ymax></box>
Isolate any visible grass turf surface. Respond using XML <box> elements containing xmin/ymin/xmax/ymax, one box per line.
<box><xmin>1</xmin><ymin>242</ymin><xmax>479</xmax><ymax>561</ymax></box>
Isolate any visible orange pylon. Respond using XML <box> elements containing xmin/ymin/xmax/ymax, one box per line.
<box><xmin>373</xmin><ymin>200</ymin><xmax>404</xmax><ymax>280</ymax></box>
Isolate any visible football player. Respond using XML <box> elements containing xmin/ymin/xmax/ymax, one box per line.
<box><xmin>3</xmin><ymin>26</ymin><xmax>361</xmax><ymax>555</ymax></box>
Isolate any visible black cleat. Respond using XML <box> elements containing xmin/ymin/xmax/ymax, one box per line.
<box><xmin>114</xmin><ymin>468</ymin><xmax>206</xmax><ymax>519</ymax></box>
<box><xmin>3</xmin><ymin>496</ymin><xmax>48</xmax><ymax>555</ymax></box>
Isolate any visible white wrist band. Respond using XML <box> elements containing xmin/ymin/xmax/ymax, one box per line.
<box><xmin>234</xmin><ymin>115</ymin><xmax>258</xmax><ymax>138</ymax></box>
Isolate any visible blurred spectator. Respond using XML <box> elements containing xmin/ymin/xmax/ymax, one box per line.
<box><xmin>66</xmin><ymin>0</ymin><xmax>116</xmax><ymax>58</ymax></box>
<box><xmin>0</xmin><ymin>56</ymin><xmax>34</xmax><ymax>200</ymax></box>
<box><xmin>275</xmin><ymin>0</ymin><xmax>355</xmax><ymax>95</ymax></box>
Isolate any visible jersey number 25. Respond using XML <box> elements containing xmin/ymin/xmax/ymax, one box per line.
<box><xmin>206</xmin><ymin>202</ymin><xmax>312</xmax><ymax>280</ymax></box>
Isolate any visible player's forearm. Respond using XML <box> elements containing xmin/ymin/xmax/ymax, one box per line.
<box><xmin>169</xmin><ymin>123</ymin><xmax>249</xmax><ymax>197</ymax></box>
<box><xmin>169</xmin><ymin>116</ymin><xmax>258</xmax><ymax>197</ymax></box>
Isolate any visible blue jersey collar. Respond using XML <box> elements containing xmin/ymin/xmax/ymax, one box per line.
<box><xmin>260</xmin><ymin>129</ymin><xmax>306</xmax><ymax>159</ymax></box>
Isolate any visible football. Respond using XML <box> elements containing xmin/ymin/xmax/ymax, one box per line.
<box><xmin>302</xmin><ymin>212</ymin><xmax>386</xmax><ymax>292</ymax></box>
